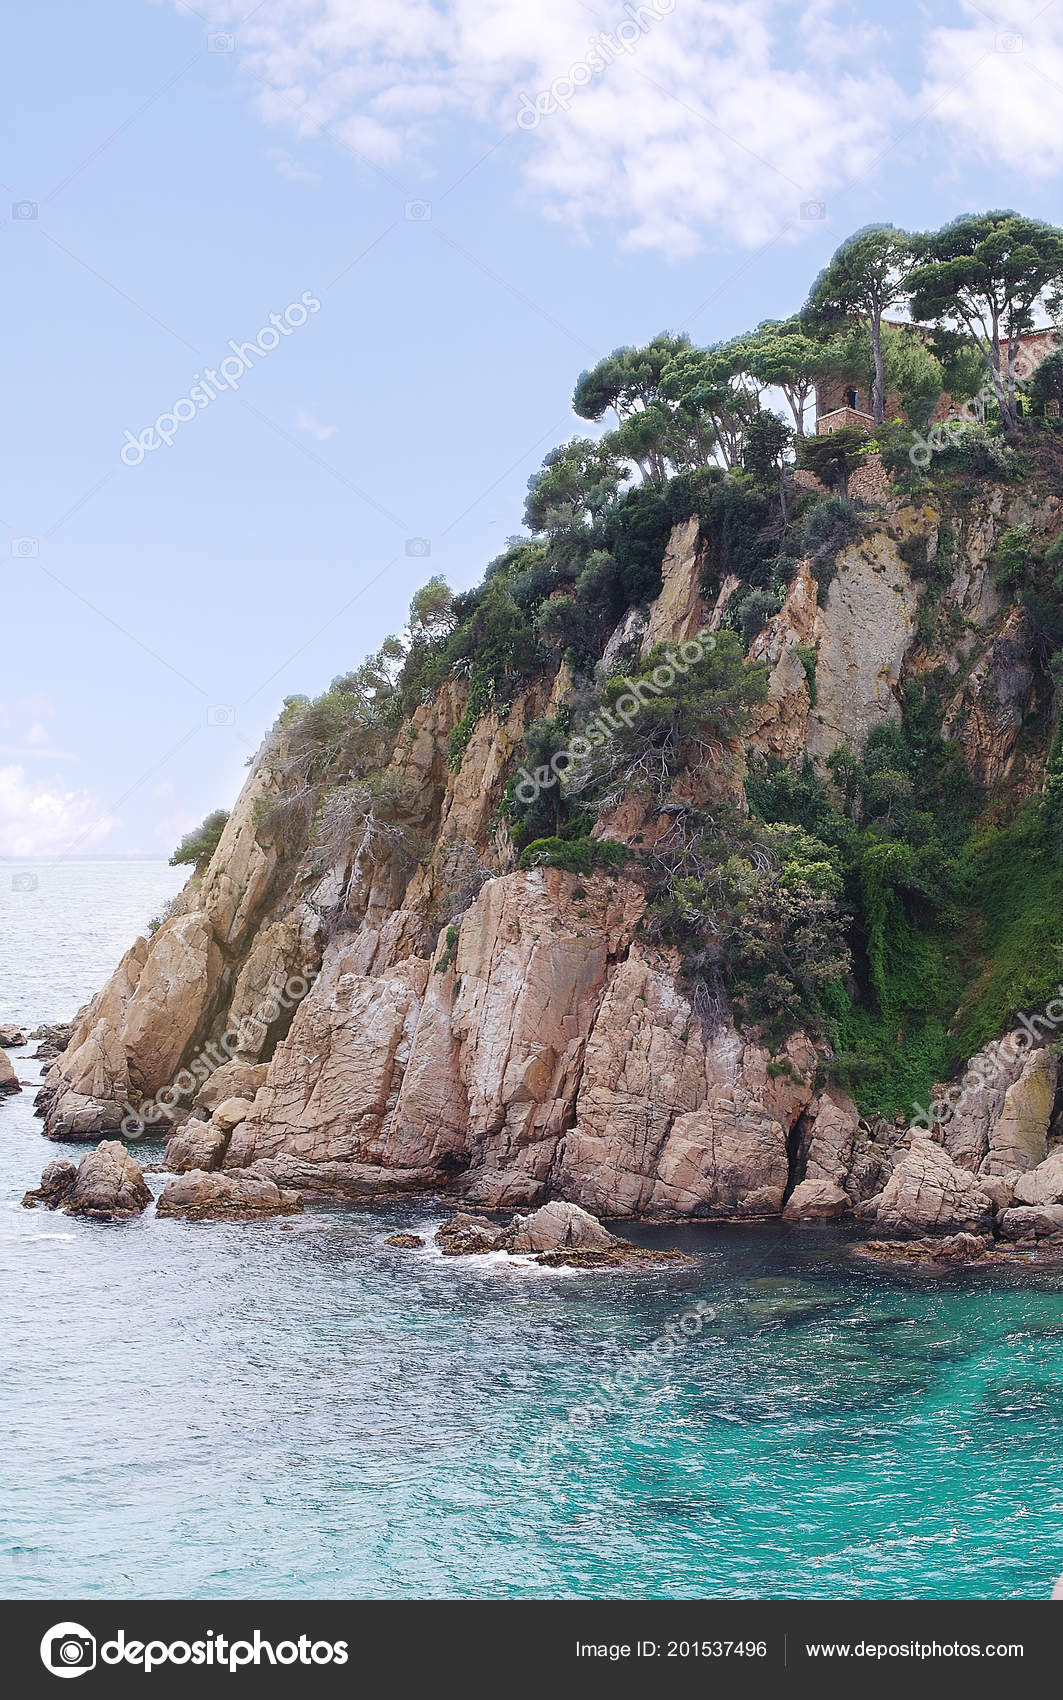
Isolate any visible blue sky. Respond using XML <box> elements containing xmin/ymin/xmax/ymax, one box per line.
<box><xmin>2</xmin><ymin>0</ymin><xmax>1062</xmax><ymax>857</ymax></box>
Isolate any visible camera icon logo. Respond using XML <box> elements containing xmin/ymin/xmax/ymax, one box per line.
<box><xmin>12</xmin><ymin>537</ymin><xmax>39</xmax><ymax>557</ymax></box>
<box><xmin>404</xmin><ymin>199</ymin><xmax>432</xmax><ymax>221</ymax></box>
<box><xmin>12</xmin><ymin>200</ymin><xmax>38</xmax><ymax>220</ymax></box>
<box><xmin>996</xmin><ymin>31</ymin><xmax>1023</xmax><ymax>53</ymax></box>
<box><xmin>208</xmin><ymin>32</ymin><xmax>235</xmax><ymax>52</ymax></box>
<box><xmin>405</xmin><ymin>537</ymin><xmax>431</xmax><ymax>557</ymax></box>
<box><xmin>12</xmin><ymin>872</ymin><xmax>39</xmax><ymax>892</ymax></box>
<box><xmin>40</xmin><ymin>1622</ymin><xmax>96</xmax><ymax>1679</ymax></box>
<box><xmin>800</xmin><ymin>199</ymin><xmax>827</xmax><ymax>220</ymax></box>
<box><xmin>207</xmin><ymin>704</ymin><xmax>235</xmax><ymax>726</ymax></box>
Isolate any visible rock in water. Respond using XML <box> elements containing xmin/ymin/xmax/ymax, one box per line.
<box><xmin>21</xmin><ymin>1160</ymin><xmax>78</xmax><ymax>1209</ymax></box>
<box><xmin>0</xmin><ymin>1048</ymin><xmax>20</xmax><ymax>1095</ymax></box>
<box><xmin>155</xmin><ymin>1168</ymin><xmax>303</xmax><ymax>1221</ymax></box>
<box><xmin>435</xmin><ymin>1212</ymin><xmax>509</xmax><ymax>1255</ymax></box>
<box><xmin>385</xmin><ymin>1233</ymin><xmax>425</xmax><ymax>1248</ymax></box>
<box><xmin>783</xmin><ymin>1179</ymin><xmax>848</xmax><ymax>1221</ymax></box>
<box><xmin>22</xmin><ymin>1140</ymin><xmax>151</xmax><ymax>1219</ymax></box>
<box><xmin>854</xmin><ymin>1233</ymin><xmax>995</xmax><ymax>1266</ymax></box>
<box><xmin>163</xmin><ymin>1112</ymin><xmax>232</xmax><ymax>1174</ymax></box>
<box><xmin>998</xmin><ymin>1204</ymin><xmax>1063</xmax><ymax>1243</ymax></box>
<box><xmin>435</xmin><ymin>1201</ymin><xmax>689</xmax><ymax>1267</ymax></box>
<box><xmin>29</xmin><ymin>1021</ymin><xmax>73</xmax><ymax>1061</ymax></box>
<box><xmin>0</xmin><ymin>1025</ymin><xmax>27</xmax><ymax>1047</ymax></box>
<box><xmin>869</xmin><ymin>1137</ymin><xmax>995</xmax><ymax>1238</ymax></box>
<box><xmin>506</xmin><ymin>1200</ymin><xmax>616</xmax><ymax>1253</ymax></box>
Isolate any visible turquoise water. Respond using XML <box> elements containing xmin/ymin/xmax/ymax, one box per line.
<box><xmin>2</xmin><ymin>863</ymin><xmax>1063</xmax><ymax>1600</ymax></box>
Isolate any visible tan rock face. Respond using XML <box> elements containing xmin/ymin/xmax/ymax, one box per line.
<box><xmin>942</xmin><ymin>607</ymin><xmax>1038</xmax><ymax>791</ymax></box>
<box><xmin>805</xmin><ymin>537</ymin><xmax>918</xmax><ymax>765</ymax></box>
<box><xmin>981</xmin><ymin>1048</ymin><xmax>1057</xmax><ymax>1175</ymax></box>
<box><xmin>41</xmin><ymin>745</ymin><xmax>282</xmax><ymax>1137</ymax></box>
<box><xmin>648</xmin><ymin>1096</ymin><xmax>791</xmax><ymax>1218</ymax></box>
<box><xmin>871</xmin><ymin>1137</ymin><xmax>994</xmax><ymax>1238</ymax></box>
<box><xmin>783</xmin><ymin>1179</ymin><xmax>848</xmax><ymax>1221</ymax></box>
<box><xmin>1013</xmin><ymin>1147</ymin><xmax>1063</xmax><ymax>1207</ymax></box>
<box><xmin>401</xmin><ymin>870</ymin><xmax>644</xmax><ymax>1207</ymax></box>
<box><xmin>556</xmin><ymin>953</ymin><xmax>707</xmax><ymax>1217</ymax></box>
<box><xmin>639</xmin><ymin>517</ymin><xmax>706</xmax><ymax>654</ymax></box>
<box><xmin>227</xmin><ymin>945</ymin><xmax>430</xmax><ymax>1175</ymax></box>
<box><xmin>193</xmin><ymin>1059</ymin><xmax>269</xmax><ymax>1113</ymax></box>
<box><xmin>802</xmin><ymin>1090</ymin><xmax>859</xmax><ymax>1190</ymax></box>
<box><xmin>941</xmin><ymin>1039</ymin><xmax>1028</xmax><ymax>1171</ymax></box>
<box><xmin>164</xmin><ymin>1118</ymin><xmax>229</xmax><ymax>1174</ymax></box>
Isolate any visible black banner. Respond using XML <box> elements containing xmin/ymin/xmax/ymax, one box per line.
<box><xmin>4</xmin><ymin>1599</ymin><xmax>1058</xmax><ymax>1698</ymax></box>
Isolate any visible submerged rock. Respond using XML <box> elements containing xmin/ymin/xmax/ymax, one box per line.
<box><xmin>155</xmin><ymin>1168</ymin><xmax>303</xmax><ymax>1221</ymax></box>
<box><xmin>21</xmin><ymin>1140</ymin><xmax>151</xmax><ymax>1219</ymax></box>
<box><xmin>854</xmin><ymin>1233</ymin><xmax>995</xmax><ymax>1266</ymax></box>
<box><xmin>0</xmin><ymin>1048</ymin><xmax>20</xmax><ymax>1095</ymax></box>
<box><xmin>385</xmin><ymin>1232</ymin><xmax>425</xmax><ymax>1248</ymax></box>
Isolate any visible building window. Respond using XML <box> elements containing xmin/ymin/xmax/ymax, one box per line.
<box><xmin>845</xmin><ymin>387</ymin><xmax>859</xmax><ymax>410</ymax></box>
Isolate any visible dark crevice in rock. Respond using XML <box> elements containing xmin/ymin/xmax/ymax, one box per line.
<box><xmin>782</xmin><ymin>1108</ymin><xmax>813</xmax><ymax>1206</ymax></box>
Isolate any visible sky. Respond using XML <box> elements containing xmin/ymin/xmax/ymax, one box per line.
<box><xmin>1</xmin><ymin>0</ymin><xmax>1062</xmax><ymax>858</ymax></box>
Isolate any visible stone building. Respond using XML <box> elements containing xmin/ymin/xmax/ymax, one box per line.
<box><xmin>814</xmin><ymin>323</ymin><xmax>1058</xmax><ymax>434</ymax></box>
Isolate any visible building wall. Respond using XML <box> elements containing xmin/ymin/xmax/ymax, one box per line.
<box><xmin>814</xmin><ymin>328</ymin><xmax>1057</xmax><ymax>432</ymax></box>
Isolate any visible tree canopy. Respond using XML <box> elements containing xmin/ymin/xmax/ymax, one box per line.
<box><xmin>908</xmin><ymin>211</ymin><xmax>1063</xmax><ymax>432</ymax></box>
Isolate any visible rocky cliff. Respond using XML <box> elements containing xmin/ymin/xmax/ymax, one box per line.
<box><xmin>36</xmin><ymin>452</ymin><xmax>1063</xmax><ymax>1241</ymax></box>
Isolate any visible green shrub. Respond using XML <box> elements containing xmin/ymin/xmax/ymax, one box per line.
<box><xmin>518</xmin><ymin>836</ymin><xmax>629</xmax><ymax>873</ymax></box>
<box><xmin>170</xmin><ymin>809</ymin><xmax>229</xmax><ymax>873</ymax></box>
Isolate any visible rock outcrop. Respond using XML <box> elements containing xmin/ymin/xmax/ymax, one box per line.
<box><xmin>32</xmin><ymin>484</ymin><xmax>1063</xmax><ymax>1239</ymax></box>
<box><xmin>435</xmin><ymin>1201</ymin><xmax>688</xmax><ymax>1267</ymax></box>
<box><xmin>155</xmin><ymin>1169</ymin><xmax>303</xmax><ymax>1221</ymax></box>
<box><xmin>998</xmin><ymin>1204</ymin><xmax>1063</xmax><ymax>1243</ymax></box>
<box><xmin>0</xmin><ymin>1048</ymin><xmax>20</xmax><ymax>1095</ymax></box>
<box><xmin>981</xmin><ymin>1048</ymin><xmax>1056</xmax><ymax>1174</ymax></box>
<box><xmin>867</xmin><ymin>1137</ymin><xmax>995</xmax><ymax>1239</ymax></box>
<box><xmin>22</xmin><ymin>1140</ymin><xmax>151</xmax><ymax>1219</ymax></box>
<box><xmin>0</xmin><ymin>1025</ymin><xmax>26</xmax><ymax>1047</ymax></box>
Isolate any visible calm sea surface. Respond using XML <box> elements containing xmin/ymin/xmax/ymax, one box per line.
<box><xmin>2</xmin><ymin>861</ymin><xmax>1062</xmax><ymax>1600</ymax></box>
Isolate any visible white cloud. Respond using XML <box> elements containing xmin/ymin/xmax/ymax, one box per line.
<box><xmin>0</xmin><ymin>765</ymin><xmax>118</xmax><ymax>858</ymax></box>
<box><xmin>269</xmin><ymin>146</ymin><xmax>321</xmax><ymax>182</ymax></box>
<box><xmin>193</xmin><ymin>0</ymin><xmax>904</xmax><ymax>255</ymax></box>
<box><xmin>921</xmin><ymin>2</ymin><xmax>1063</xmax><ymax>176</ymax></box>
<box><xmin>296</xmin><ymin>405</ymin><xmax>339</xmax><ymax>439</ymax></box>
<box><xmin>0</xmin><ymin>697</ymin><xmax>74</xmax><ymax>761</ymax></box>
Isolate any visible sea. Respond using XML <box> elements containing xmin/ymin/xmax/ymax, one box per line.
<box><xmin>2</xmin><ymin>861</ymin><xmax>1062</xmax><ymax>1600</ymax></box>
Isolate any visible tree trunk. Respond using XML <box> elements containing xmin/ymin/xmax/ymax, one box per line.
<box><xmin>989</xmin><ymin>309</ymin><xmax>1017</xmax><ymax>434</ymax></box>
<box><xmin>871</xmin><ymin>308</ymin><xmax>886</xmax><ymax>425</ymax></box>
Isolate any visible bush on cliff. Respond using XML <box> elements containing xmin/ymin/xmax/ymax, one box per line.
<box><xmin>170</xmin><ymin>809</ymin><xmax>229</xmax><ymax>873</ymax></box>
